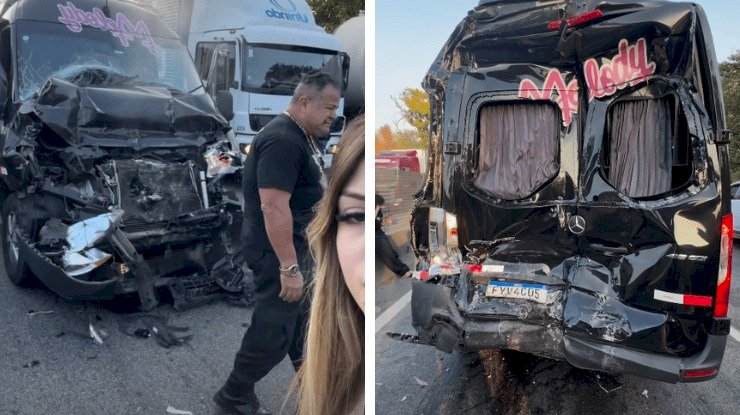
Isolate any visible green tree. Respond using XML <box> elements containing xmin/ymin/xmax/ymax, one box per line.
<box><xmin>392</xmin><ymin>87</ymin><xmax>431</xmax><ymax>148</ymax></box>
<box><xmin>720</xmin><ymin>52</ymin><xmax>740</xmax><ymax>181</ymax></box>
<box><xmin>393</xmin><ymin>129</ymin><xmax>424</xmax><ymax>149</ymax></box>
<box><xmin>307</xmin><ymin>0</ymin><xmax>364</xmax><ymax>32</ymax></box>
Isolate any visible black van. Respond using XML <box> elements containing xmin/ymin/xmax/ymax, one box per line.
<box><xmin>409</xmin><ymin>0</ymin><xmax>732</xmax><ymax>383</ymax></box>
<box><xmin>0</xmin><ymin>0</ymin><xmax>242</xmax><ymax>310</ymax></box>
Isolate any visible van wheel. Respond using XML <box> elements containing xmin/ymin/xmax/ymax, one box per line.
<box><xmin>1</xmin><ymin>194</ymin><xmax>35</xmax><ymax>286</ymax></box>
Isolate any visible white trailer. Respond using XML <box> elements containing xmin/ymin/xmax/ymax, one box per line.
<box><xmin>146</xmin><ymin>0</ymin><xmax>349</xmax><ymax>162</ymax></box>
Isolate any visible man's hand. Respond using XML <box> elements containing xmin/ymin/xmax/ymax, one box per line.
<box><xmin>279</xmin><ymin>272</ymin><xmax>304</xmax><ymax>303</ymax></box>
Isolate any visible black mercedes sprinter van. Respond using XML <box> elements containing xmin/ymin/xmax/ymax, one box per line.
<box><xmin>409</xmin><ymin>0</ymin><xmax>732</xmax><ymax>383</ymax></box>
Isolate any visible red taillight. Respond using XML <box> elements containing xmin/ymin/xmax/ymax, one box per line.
<box><xmin>548</xmin><ymin>10</ymin><xmax>604</xmax><ymax>30</ymax></box>
<box><xmin>682</xmin><ymin>369</ymin><xmax>718</xmax><ymax>379</ymax></box>
<box><xmin>715</xmin><ymin>214</ymin><xmax>733</xmax><ymax>317</ymax></box>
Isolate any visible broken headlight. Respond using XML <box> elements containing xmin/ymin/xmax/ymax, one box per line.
<box><xmin>204</xmin><ymin>145</ymin><xmax>234</xmax><ymax>178</ymax></box>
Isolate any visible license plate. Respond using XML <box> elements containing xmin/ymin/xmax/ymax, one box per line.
<box><xmin>486</xmin><ymin>281</ymin><xmax>549</xmax><ymax>304</ymax></box>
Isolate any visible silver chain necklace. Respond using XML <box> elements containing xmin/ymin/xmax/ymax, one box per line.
<box><xmin>283</xmin><ymin>111</ymin><xmax>327</xmax><ymax>189</ymax></box>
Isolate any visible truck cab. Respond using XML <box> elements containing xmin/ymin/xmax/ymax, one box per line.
<box><xmin>158</xmin><ymin>0</ymin><xmax>348</xmax><ymax>163</ymax></box>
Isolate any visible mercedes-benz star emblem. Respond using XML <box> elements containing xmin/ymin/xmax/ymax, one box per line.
<box><xmin>567</xmin><ymin>215</ymin><xmax>586</xmax><ymax>235</ymax></box>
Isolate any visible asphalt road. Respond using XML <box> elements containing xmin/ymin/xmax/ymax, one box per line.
<box><xmin>0</xmin><ymin>255</ymin><xmax>296</xmax><ymax>414</ymax></box>
<box><xmin>375</xmin><ymin>239</ymin><xmax>740</xmax><ymax>415</ymax></box>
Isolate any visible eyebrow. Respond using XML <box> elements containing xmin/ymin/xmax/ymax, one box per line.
<box><xmin>340</xmin><ymin>191</ymin><xmax>364</xmax><ymax>201</ymax></box>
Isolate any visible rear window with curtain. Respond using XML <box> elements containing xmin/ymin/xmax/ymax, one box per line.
<box><xmin>474</xmin><ymin>103</ymin><xmax>559</xmax><ymax>200</ymax></box>
<box><xmin>601</xmin><ymin>95</ymin><xmax>692</xmax><ymax>198</ymax></box>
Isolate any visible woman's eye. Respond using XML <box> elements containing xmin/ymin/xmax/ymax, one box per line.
<box><xmin>336</xmin><ymin>212</ymin><xmax>365</xmax><ymax>224</ymax></box>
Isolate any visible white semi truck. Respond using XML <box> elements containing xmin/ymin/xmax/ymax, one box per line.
<box><xmin>146</xmin><ymin>0</ymin><xmax>349</xmax><ymax>161</ymax></box>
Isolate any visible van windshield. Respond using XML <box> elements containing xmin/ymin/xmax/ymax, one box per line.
<box><xmin>15</xmin><ymin>21</ymin><xmax>203</xmax><ymax>101</ymax></box>
<box><xmin>241</xmin><ymin>44</ymin><xmax>343</xmax><ymax>95</ymax></box>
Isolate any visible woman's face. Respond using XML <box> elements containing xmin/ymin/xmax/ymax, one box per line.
<box><xmin>336</xmin><ymin>160</ymin><xmax>365</xmax><ymax>313</ymax></box>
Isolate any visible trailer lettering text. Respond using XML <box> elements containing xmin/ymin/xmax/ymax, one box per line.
<box><xmin>518</xmin><ymin>68</ymin><xmax>579</xmax><ymax>127</ymax></box>
<box><xmin>57</xmin><ymin>2</ymin><xmax>159</xmax><ymax>55</ymax></box>
<box><xmin>265</xmin><ymin>9</ymin><xmax>309</xmax><ymax>23</ymax></box>
<box><xmin>584</xmin><ymin>38</ymin><xmax>656</xmax><ymax>101</ymax></box>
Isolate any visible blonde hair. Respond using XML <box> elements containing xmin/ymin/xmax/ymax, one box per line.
<box><xmin>294</xmin><ymin>115</ymin><xmax>365</xmax><ymax>415</ymax></box>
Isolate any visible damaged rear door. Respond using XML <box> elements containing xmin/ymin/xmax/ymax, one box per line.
<box><xmin>570</xmin><ymin>5</ymin><xmax>731</xmax><ymax>373</ymax></box>
<box><xmin>412</xmin><ymin>57</ymin><xmax>583</xmax><ymax>355</ymax></box>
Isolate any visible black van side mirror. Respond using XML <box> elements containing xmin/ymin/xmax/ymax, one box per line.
<box><xmin>215</xmin><ymin>90</ymin><xmax>234</xmax><ymax>121</ymax></box>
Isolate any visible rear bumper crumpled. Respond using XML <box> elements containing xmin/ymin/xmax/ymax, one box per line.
<box><xmin>410</xmin><ymin>279</ymin><xmax>729</xmax><ymax>383</ymax></box>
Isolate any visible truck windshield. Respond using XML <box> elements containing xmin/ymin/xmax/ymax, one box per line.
<box><xmin>16</xmin><ymin>21</ymin><xmax>204</xmax><ymax>101</ymax></box>
<box><xmin>241</xmin><ymin>44</ymin><xmax>343</xmax><ymax>95</ymax></box>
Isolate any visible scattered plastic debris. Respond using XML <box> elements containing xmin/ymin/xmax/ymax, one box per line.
<box><xmin>23</xmin><ymin>360</ymin><xmax>40</xmax><ymax>368</ymax></box>
<box><xmin>401</xmin><ymin>396</ymin><xmax>407</xmax><ymax>402</ymax></box>
<box><xmin>118</xmin><ymin>314</ymin><xmax>193</xmax><ymax>348</ymax></box>
<box><xmin>642</xmin><ymin>389</ymin><xmax>649</xmax><ymax>398</ymax></box>
<box><xmin>152</xmin><ymin>325</ymin><xmax>193</xmax><ymax>348</ymax></box>
<box><xmin>134</xmin><ymin>328</ymin><xmax>151</xmax><ymax>339</ymax></box>
<box><xmin>27</xmin><ymin>309</ymin><xmax>54</xmax><ymax>317</ymax></box>
<box><xmin>414</xmin><ymin>376</ymin><xmax>429</xmax><ymax>387</ymax></box>
<box><xmin>88</xmin><ymin>322</ymin><xmax>105</xmax><ymax>345</ymax></box>
<box><xmin>166</xmin><ymin>406</ymin><xmax>193</xmax><ymax>415</ymax></box>
<box><xmin>595</xmin><ymin>373</ymin><xmax>622</xmax><ymax>393</ymax></box>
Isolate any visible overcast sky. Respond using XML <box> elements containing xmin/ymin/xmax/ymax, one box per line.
<box><xmin>375</xmin><ymin>0</ymin><xmax>740</xmax><ymax>129</ymax></box>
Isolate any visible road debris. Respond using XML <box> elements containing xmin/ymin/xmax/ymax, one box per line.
<box><xmin>414</xmin><ymin>376</ymin><xmax>429</xmax><ymax>387</ymax></box>
<box><xmin>88</xmin><ymin>321</ymin><xmax>105</xmax><ymax>345</ymax></box>
<box><xmin>595</xmin><ymin>373</ymin><xmax>622</xmax><ymax>393</ymax></box>
<box><xmin>118</xmin><ymin>314</ymin><xmax>193</xmax><ymax>348</ymax></box>
<box><xmin>27</xmin><ymin>309</ymin><xmax>54</xmax><ymax>317</ymax></box>
<box><xmin>166</xmin><ymin>406</ymin><xmax>193</xmax><ymax>415</ymax></box>
<box><xmin>642</xmin><ymin>389</ymin><xmax>649</xmax><ymax>398</ymax></box>
<box><xmin>23</xmin><ymin>360</ymin><xmax>41</xmax><ymax>368</ymax></box>
<box><xmin>134</xmin><ymin>329</ymin><xmax>151</xmax><ymax>339</ymax></box>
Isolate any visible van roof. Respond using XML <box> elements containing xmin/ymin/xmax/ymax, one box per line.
<box><xmin>0</xmin><ymin>0</ymin><xmax>178</xmax><ymax>39</ymax></box>
<box><xmin>426</xmin><ymin>0</ymin><xmax>705</xmax><ymax>89</ymax></box>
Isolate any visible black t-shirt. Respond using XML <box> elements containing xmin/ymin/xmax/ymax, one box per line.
<box><xmin>241</xmin><ymin>114</ymin><xmax>324</xmax><ymax>259</ymax></box>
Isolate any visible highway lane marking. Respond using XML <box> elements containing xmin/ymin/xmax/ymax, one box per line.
<box><xmin>730</xmin><ymin>326</ymin><xmax>740</xmax><ymax>343</ymax></box>
<box><xmin>375</xmin><ymin>290</ymin><xmax>412</xmax><ymax>334</ymax></box>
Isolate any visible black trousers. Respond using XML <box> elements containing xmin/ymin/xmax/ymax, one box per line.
<box><xmin>219</xmin><ymin>249</ymin><xmax>311</xmax><ymax>401</ymax></box>
<box><xmin>375</xmin><ymin>227</ymin><xmax>410</xmax><ymax>276</ymax></box>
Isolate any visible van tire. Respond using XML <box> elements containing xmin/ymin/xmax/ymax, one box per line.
<box><xmin>1</xmin><ymin>193</ymin><xmax>35</xmax><ymax>286</ymax></box>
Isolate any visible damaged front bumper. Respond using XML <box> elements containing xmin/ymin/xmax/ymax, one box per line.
<box><xmin>16</xmin><ymin>206</ymin><xmax>242</xmax><ymax>310</ymax></box>
<box><xmin>410</xmin><ymin>268</ymin><xmax>729</xmax><ymax>383</ymax></box>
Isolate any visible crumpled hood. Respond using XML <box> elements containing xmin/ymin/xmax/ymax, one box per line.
<box><xmin>28</xmin><ymin>76</ymin><xmax>229</xmax><ymax>148</ymax></box>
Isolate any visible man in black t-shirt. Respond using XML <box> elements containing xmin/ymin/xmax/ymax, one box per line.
<box><xmin>214</xmin><ymin>72</ymin><xmax>340</xmax><ymax>415</ymax></box>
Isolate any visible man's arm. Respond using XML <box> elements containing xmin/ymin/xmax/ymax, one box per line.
<box><xmin>259</xmin><ymin>188</ymin><xmax>297</xmax><ymax>266</ymax></box>
<box><xmin>259</xmin><ymin>187</ymin><xmax>302</xmax><ymax>302</ymax></box>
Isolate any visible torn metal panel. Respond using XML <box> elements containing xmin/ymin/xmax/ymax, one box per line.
<box><xmin>66</xmin><ymin>211</ymin><xmax>123</xmax><ymax>252</ymax></box>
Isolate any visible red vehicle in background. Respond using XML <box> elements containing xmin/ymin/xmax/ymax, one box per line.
<box><xmin>375</xmin><ymin>150</ymin><xmax>421</xmax><ymax>173</ymax></box>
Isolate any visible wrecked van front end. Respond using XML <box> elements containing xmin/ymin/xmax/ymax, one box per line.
<box><xmin>409</xmin><ymin>0</ymin><xmax>732</xmax><ymax>383</ymax></box>
<box><xmin>0</xmin><ymin>0</ymin><xmax>243</xmax><ymax>310</ymax></box>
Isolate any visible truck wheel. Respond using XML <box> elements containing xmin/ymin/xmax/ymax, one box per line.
<box><xmin>1</xmin><ymin>194</ymin><xmax>35</xmax><ymax>286</ymax></box>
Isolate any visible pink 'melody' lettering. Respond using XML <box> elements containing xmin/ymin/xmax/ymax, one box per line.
<box><xmin>584</xmin><ymin>38</ymin><xmax>656</xmax><ymax>101</ymax></box>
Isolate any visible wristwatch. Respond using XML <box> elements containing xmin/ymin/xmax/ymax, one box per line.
<box><xmin>279</xmin><ymin>264</ymin><xmax>301</xmax><ymax>277</ymax></box>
